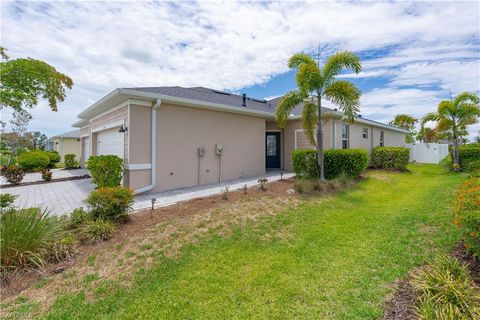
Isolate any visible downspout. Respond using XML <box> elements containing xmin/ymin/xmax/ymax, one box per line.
<box><xmin>135</xmin><ymin>98</ymin><xmax>161</xmax><ymax>194</ymax></box>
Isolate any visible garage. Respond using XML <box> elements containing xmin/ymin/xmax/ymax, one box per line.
<box><xmin>96</xmin><ymin>127</ymin><xmax>124</xmax><ymax>159</ymax></box>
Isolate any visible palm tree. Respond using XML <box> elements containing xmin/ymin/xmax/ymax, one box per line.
<box><xmin>421</xmin><ymin>92</ymin><xmax>480</xmax><ymax>169</ymax></box>
<box><xmin>389</xmin><ymin>114</ymin><xmax>417</xmax><ymax>143</ymax></box>
<box><xmin>275</xmin><ymin>51</ymin><xmax>361</xmax><ymax>181</ymax></box>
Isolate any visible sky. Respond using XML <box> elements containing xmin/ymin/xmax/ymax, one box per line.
<box><xmin>1</xmin><ymin>0</ymin><xmax>479</xmax><ymax>140</ymax></box>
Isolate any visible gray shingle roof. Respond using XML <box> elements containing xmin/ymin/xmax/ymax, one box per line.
<box><xmin>50</xmin><ymin>129</ymin><xmax>80</xmax><ymax>140</ymax></box>
<box><xmin>124</xmin><ymin>86</ymin><xmax>277</xmax><ymax>113</ymax></box>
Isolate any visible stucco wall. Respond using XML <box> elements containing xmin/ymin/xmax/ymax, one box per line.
<box><xmin>154</xmin><ymin>104</ymin><xmax>265</xmax><ymax>191</ymax></box>
<box><xmin>129</xmin><ymin>105</ymin><xmax>152</xmax><ymax>164</ymax></box>
<box><xmin>54</xmin><ymin>138</ymin><xmax>80</xmax><ymax>161</ymax></box>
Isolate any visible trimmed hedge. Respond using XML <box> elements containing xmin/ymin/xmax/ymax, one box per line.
<box><xmin>292</xmin><ymin>149</ymin><xmax>368</xmax><ymax>179</ymax></box>
<box><xmin>45</xmin><ymin>151</ymin><xmax>60</xmax><ymax>164</ymax></box>
<box><xmin>18</xmin><ymin>151</ymin><xmax>50</xmax><ymax>171</ymax></box>
<box><xmin>86</xmin><ymin>155</ymin><xmax>124</xmax><ymax>188</ymax></box>
<box><xmin>371</xmin><ymin>147</ymin><xmax>410</xmax><ymax>170</ymax></box>
<box><xmin>457</xmin><ymin>145</ymin><xmax>480</xmax><ymax>169</ymax></box>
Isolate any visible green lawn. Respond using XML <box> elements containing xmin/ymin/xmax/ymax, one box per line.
<box><xmin>45</xmin><ymin>164</ymin><xmax>464</xmax><ymax>319</ymax></box>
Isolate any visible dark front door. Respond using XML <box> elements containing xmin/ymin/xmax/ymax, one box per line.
<box><xmin>266</xmin><ymin>132</ymin><xmax>281</xmax><ymax>169</ymax></box>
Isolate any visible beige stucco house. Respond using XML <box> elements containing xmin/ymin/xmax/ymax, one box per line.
<box><xmin>73</xmin><ymin>87</ymin><xmax>407</xmax><ymax>193</ymax></box>
<box><xmin>49</xmin><ymin>129</ymin><xmax>81</xmax><ymax>162</ymax></box>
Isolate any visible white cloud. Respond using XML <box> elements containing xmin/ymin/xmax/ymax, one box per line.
<box><xmin>0</xmin><ymin>0</ymin><xmax>479</xmax><ymax>140</ymax></box>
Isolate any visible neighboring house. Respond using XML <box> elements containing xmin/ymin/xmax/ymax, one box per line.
<box><xmin>73</xmin><ymin>87</ymin><xmax>407</xmax><ymax>193</ymax></box>
<box><xmin>49</xmin><ymin>129</ymin><xmax>81</xmax><ymax>162</ymax></box>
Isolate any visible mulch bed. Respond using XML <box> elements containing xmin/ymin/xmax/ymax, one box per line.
<box><xmin>1</xmin><ymin>174</ymin><xmax>90</xmax><ymax>189</ymax></box>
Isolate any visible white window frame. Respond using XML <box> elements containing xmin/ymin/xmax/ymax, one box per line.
<box><xmin>362</xmin><ymin>127</ymin><xmax>368</xmax><ymax>139</ymax></box>
<box><xmin>341</xmin><ymin>124</ymin><xmax>349</xmax><ymax>149</ymax></box>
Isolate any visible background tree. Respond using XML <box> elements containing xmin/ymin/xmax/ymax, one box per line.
<box><xmin>0</xmin><ymin>47</ymin><xmax>73</xmax><ymax>112</ymax></box>
<box><xmin>27</xmin><ymin>132</ymin><xmax>48</xmax><ymax>150</ymax></box>
<box><xmin>5</xmin><ymin>110</ymin><xmax>33</xmax><ymax>163</ymax></box>
<box><xmin>416</xmin><ymin>126</ymin><xmax>438</xmax><ymax>143</ymax></box>
<box><xmin>421</xmin><ymin>92</ymin><xmax>480</xmax><ymax>169</ymax></box>
<box><xmin>275</xmin><ymin>50</ymin><xmax>361</xmax><ymax>181</ymax></box>
<box><xmin>389</xmin><ymin>114</ymin><xmax>417</xmax><ymax>143</ymax></box>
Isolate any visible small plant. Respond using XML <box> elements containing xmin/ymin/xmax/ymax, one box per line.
<box><xmin>411</xmin><ymin>254</ymin><xmax>480</xmax><ymax>319</ymax></box>
<box><xmin>242</xmin><ymin>184</ymin><xmax>248</xmax><ymax>195</ymax></box>
<box><xmin>1</xmin><ymin>207</ymin><xmax>65</xmax><ymax>271</ymax></box>
<box><xmin>41</xmin><ymin>168</ymin><xmax>52</xmax><ymax>181</ymax></box>
<box><xmin>78</xmin><ymin>219</ymin><xmax>116</xmax><ymax>244</ymax></box>
<box><xmin>258</xmin><ymin>177</ymin><xmax>268</xmax><ymax>191</ymax></box>
<box><xmin>294</xmin><ymin>178</ymin><xmax>314</xmax><ymax>194</ymax></box>
<box><xmin>67</xmin><ymin>207</ymin><xmax>91</xmax><ymax>230</ymax></box>
<box><xmin>312</xmin><ymin>180</ymin><xmax>325</xmax><ymax>192</ymax></box>
<box><xmin>221</xmin><ymin>186</ymin><xmax>230</xmax><ymax>200</ymax></box>
<box><xmin>1</xmin><ymin>193</ymin><xmax>17</xmax><ymax>213</ymax></box>
<box><xmin>86</xmin><ymin>186</ymin><xmax>134</xmax><ymax>223</ymax></box>
<box><xmin>86</xmin><ymin>155</ymin><xmax>124</xmax><ymax>188</ymax></box>
<box><xmin>2</xmin><ymin>165</ymin><xmax>25</xmax><ymax>184</ymax></box>
<box><xmin>18</xmin><ymin>151</ymin><xmax>50</xmax><ymax>171</ymax></box>
<box><xmin>64</xmin><ymin>154</ymin><xmax>78</xmax><ymax>169</ymax></box>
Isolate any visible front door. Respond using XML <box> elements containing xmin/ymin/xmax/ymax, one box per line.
<box><xmin>266</xmin><ymin>132</ymin><xmax>281</xmax><ymax>169</ymax></box>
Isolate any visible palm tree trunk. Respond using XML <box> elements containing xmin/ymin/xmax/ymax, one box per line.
<box><xmin>317</xmin><ymin>94</ymin><xmax>325</xmax><ymax>181</ymax></box>
<box><xmin>452</xmin><ymin>131</ymin><xmax>460</xmax><ymax>171</ymax></box>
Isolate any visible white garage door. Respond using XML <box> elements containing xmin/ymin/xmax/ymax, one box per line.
<box><xmin>83</xmin><ymin>137</ymin><xmax>90</xmax><ymax>161</ymax></box>
<box><xmin>97</xmin><ymin>127</ymin><xmax>124</xmax><ymax>159</ymax></box>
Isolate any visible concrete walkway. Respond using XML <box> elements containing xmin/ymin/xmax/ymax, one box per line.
<box><xmin>5</xmin><ymin>171</ymin><xmax>294</xmax><ymax>216</ymax></box>
<box><xmin>0</xmin><ymin>168</ymin><xmax>89</xmax><ymax>186</ymax></box>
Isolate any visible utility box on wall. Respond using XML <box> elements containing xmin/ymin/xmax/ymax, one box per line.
<box><xmin>197</xmin><ymin>147</ymin><xmax>205</xmax><ymax>157</ymax></box>
<box><xmin>215</xmin><ymin>144</ymin><xmax>224</xmax><ymax>155</ymax></box>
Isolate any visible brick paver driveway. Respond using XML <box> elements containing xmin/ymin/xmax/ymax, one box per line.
<box><xmin>0</xmin><ymin>168</ymin><xmax>89</xmax><ymax>186</ymax></box>
<box><xmin>4</xmin><ymin>171</ymin><xmax>294</xmax><ymax>216</ymax></box>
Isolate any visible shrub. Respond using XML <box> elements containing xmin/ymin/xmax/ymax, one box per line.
<box><xmin>292</xmin><ymin>149</ymin><xmax>368</xmax><ymax>179</ymax></box>
<box><xmin>2</xmin><ymin>165</ymin><xmax>25</xmax><ymax>184</ymax></box>
<box><xmin>64</xmin><ymin>154</ymin><xmax>78</xmax><ymax>169</ymax></box>
<box><xmin>45</xmin><ymin>151</ymin><xmax>60</xmax><ymax>165</ymax></box>
<box><xmin>18</xmin><ymin>151</ymin><xmax>50</xmax><ymax>171</ymax></box>
<box><xmin>67</xmin><ymin>207</ymin><xmax>91</xmax><ymax>230</ymax></box>
<box><xmin>294</xmin><ymin>178</ymin><xmax>315</xmax><ymax>194</ymax></box>
<box><xmin>452</xmin><ymin>178</ymin><xmax>480</xmax><ymax>257</ymax></box>
<box><xmin>411</xmin><ymin>254</ymin><xmax>480</xmax><ymax>319</ymax></box>
<box><xmin>457</xmin><ymin>146</ymin><xmax>480</xmax><ymax>169</ymax></box>
<box><xmin>258</xmin><ymin>177</ymin><xmax>268</xmax><ymax>190</ymax></box>
<box><xmin>465</xmin><ymin>159</ymin><xmax>480</xmax><ymax>173</ymax></box>
<box><xmin>78</xmin><ymin>219</ymin><xmax>116</xmax><ymax>244</ymax></box>
<box><xmin>41</xmin><ymin>168</ymin><xmax>52</xmax><ymax>181</ymax></box>
<box><xmin>221</xmin><ymin>186</ymin><xmax>230</xmax><ymax>200</ymax></box>
<box><xmin>86</xmin><ymin>155</ymin><xmax>124</xmax><ymax>188</ymax></box>
<box><xmin>0</xmin><ymin>193</ymin><xmax>17</xmax><ymax>213</ymax></box>
<box><xmin>0</xmin><ymin>208</ymin><xmax>65</xmax><ymax>271</ymax></box>
<box><xmin>86</xmin><ymin>187</ymin><xmax>134</xmax><ymax>222</ymax></box>
<box><xmin>371</xmin><ymin>146</ymin><xmax>410</xmax><ymax>170</ymax></box>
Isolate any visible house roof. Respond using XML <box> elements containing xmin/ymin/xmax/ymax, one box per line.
<box><xmin>49</xmin><ymin>129</ymin><xmax>81</xmax><ymax>140</ymax></box>
<box><xmin>73</xmin><ymin>86</ymin><xmax>408</xmax><ymax>133</ymax></box>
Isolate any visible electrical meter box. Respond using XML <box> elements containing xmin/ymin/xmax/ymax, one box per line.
<box><xmin>197</xmin><ymin>147</ymin><xmax>205</xmax><ymax>157</ymax></box>
<box><xmin>215</xmin><ymin>144</ymin><xmax>224</xmax><ymax>155</ymax></box>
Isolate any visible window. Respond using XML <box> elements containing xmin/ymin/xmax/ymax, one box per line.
<box><xmin>266</xmin><ymin>135</ymin><xmax>277</xmax><ymax>156</ymax></box>
<box><xmin>362</xmin><ymin>127</ymin><xmax>369</xmax><ymax>139</ymax></box>
<box><xmin>380</xmin><ymin>131</ymin><xmax>384</xmax><ymax>146</ymax></box>
<box><xmin>341</xmin><ymin>124</ymin><xmax>349</xmax><ymax>149</ymax></box>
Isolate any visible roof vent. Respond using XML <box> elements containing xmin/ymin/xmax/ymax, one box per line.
<box><xmin>242</xmin><ymin>93</ymin><xmax>246</xmax><ymax>107</ymax></box>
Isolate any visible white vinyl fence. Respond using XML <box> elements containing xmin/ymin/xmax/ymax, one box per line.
<box><xmin>405</xmin><ymin>143</ymin><xmax>450</xmax><ymax>164</ymax></box>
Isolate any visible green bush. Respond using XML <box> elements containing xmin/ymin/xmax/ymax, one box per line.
<box><xmin>18</xmin><ymin>151</ymin><xmax>50</xmax><ymax>171</ymax></box>
<box><xmin>86</xmin><ymin>155</ymin><xmax>124</xmax><ymax>188</ymax></box>
<box><xmin>2</xmin><ymin>165</ymin><xmax>25</xmax><ymax>184</ymax></box>
<box><xmin>45</xmin><ymin>151</ymin><xmax>61</xmax><ymax>165</ymax></box>
<box><xmin>458</xmin><ymin>146</ymin><xmax>480</xmax><ymax>169</ymax></box>
<box><xmin>78</xmin><ymin>219</ymin><xmax>116</xmax><ymax>244</ymax></box>
<box><xmin>86</xmin><ymin>187</ymin><xmax>134</xmax><ymax>222</ymax></box>
<box><xmin>64</xmin><ymin>154</ymin><xmax>78</xmax><ymax>169</ymax></box>
<box><xmin>465</xmin><ymin>160</ymin><xmax>480</xmax><ymax>173</ymax></box>
<box><xmin>0</xmin><ymin>193</ymin><xmax>17</xmax><ymax>213</ymax></box>
<box><xmin>371</xmin><ymin>146</ymin><xmax>410</xmax><ymax>170</ymax></box>
<box><xmin>411</xmin><ymin>254</ymin><xmax>480</xmax><ymax>319</ymax></box>
<box><xmin>292</xmin><ymin>149</ymin><xmax>368</xmax><ymax>179</ymax></box>
<box><xmin>0</xmin><ymin>208</ymin><xmax>66</xmax><ymax>271</ymax></box>
<box><xmin>67</xmin><ymin>207</ymin><xmax>91</xmax><ymax>230</ymax></box>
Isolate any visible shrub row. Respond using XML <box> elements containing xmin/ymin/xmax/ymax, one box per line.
<box><xmin>457</xmin><ymin>145</ymin><xmax>480</xmax><ymax>170</ymax></box>
<box><xmin>17</xmin><ymin>150</ymin><xmax>60</xmax><ymax>172</ymax></box>
<box><xmin>292</xmin><ymin>149</ymin><xmax>368</xmax><ymax>179</ymax></box>
<box><xmin>371</xmin><ymin>146</ymin><xmax>410</xmax><ymax>170</ymax></box>
<box><xmin>452</xmin><ymin>178</ymin><xmax>480</xmax><ymax>258</ymax></box>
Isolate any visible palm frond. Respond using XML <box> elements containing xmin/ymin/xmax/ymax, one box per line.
<box><xmin>302</xmin><ymin>100</ymin><xmax>318</xmax><ymax>146</ymax></box>
<box><xmin>296</xmin><ymin>62</ymin><xmax>322</xmax><ymax>94</ymax></box>
<box><xmin>420</xmin><ymin>112</ymin><xmax>439</xmax><ymax>127</ymax></box>
<box><xmin>324</xmin><ymin>80</ymin><xmax>360</xmax><ymax>123</ymax></box>
<box><xmin>322</xmin><ymin>50</ymin><xmax>361</xmax><ymax>85</ymax></box>
<box><xmin>453</xmin><ymin>91</ymin><xmax>480</xmax><ymax>107</ymax></box>
<box><xmin>275</xmin><ymin>90</ymin><xmax>305</xmax><ymax>128</ymax></box>
<box><xmin>288</xmin><ymin>53</ymin><xmax>317</xmax><ymax>69</ymax></box>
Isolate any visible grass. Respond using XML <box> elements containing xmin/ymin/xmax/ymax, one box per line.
<box><xmin>23</xmin><ymin>164</ymin><xmax>467</xmax><ymax>318</ymax></box>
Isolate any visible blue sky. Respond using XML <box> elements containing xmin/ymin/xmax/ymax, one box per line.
<box><xmin>1</xmin><ymin>1</ymin><xmax>479</xmax><ymax>139</ymax></box>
